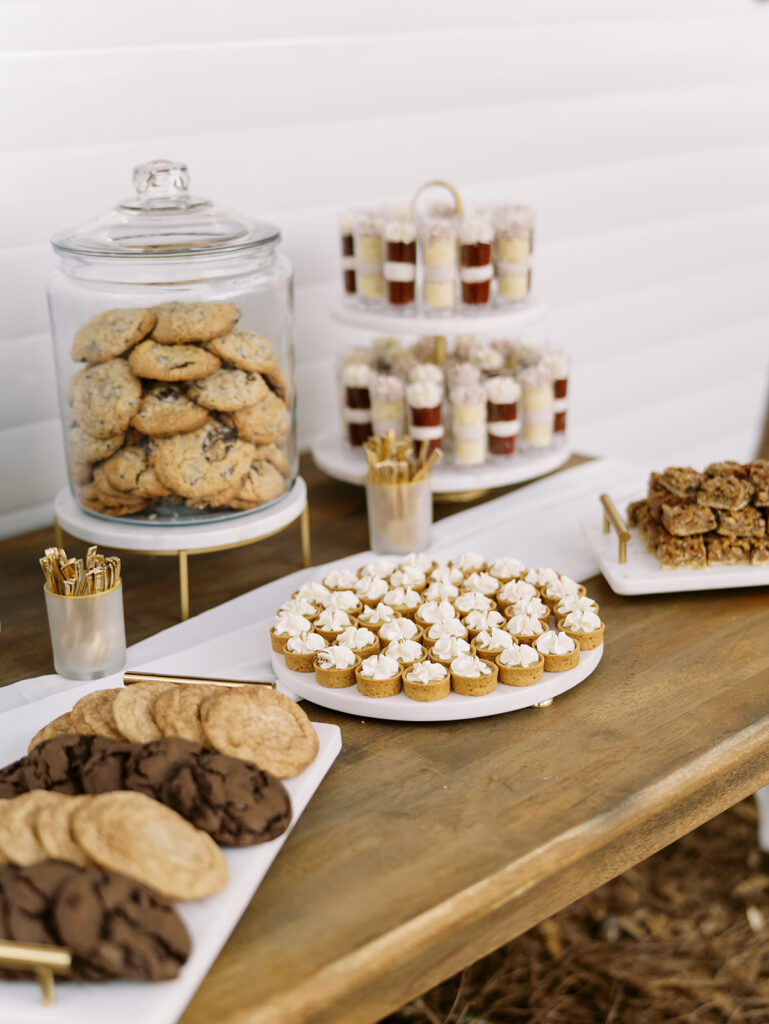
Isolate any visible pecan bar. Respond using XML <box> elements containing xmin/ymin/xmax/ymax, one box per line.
<box><xmin>661</xmin><ymin>499</ymin><xmax>716</xmax><ymax>537</ymax></box>
<box><xmin>656</xmin><ymin>531</ymin><xmax>706</xmax><ymax>570</ymax></box>
<box><xmin>648</xmin><ymin>473</ymin><xmax>672</xmax><ymax>522</ymax></box>
<box><xmin>626</xmin><ymin>498</ymin><xmax>649</xmax><ymax>527</ymax></box>
<box><xmin>696</xmin><ymin>474</ymin><xmax>753</xmax><ymax>510</ymax></box>
<box><xmin>751</xmin><ymin>538</ymin><xmax>769</xmax><ymax>566</ymax></box>
<box><xmin>704</xmin><ymin>460</ymin><xmax>747</xmax><ymax>478</ymax></box>
<box><xmin>658</xmin><ymin>466</ymin><xmax>703</xmax><ymax>499</ymax></box>
<box><xmin>747</xmin><ymin>459</ymin><xmax>769</xmax><ymax>506</ymax></box>
<box><xmin>706</xmin><ymin>534</ymin><xmax>751</xmax><ymax>566</ymax></box>
<box><xmin>716</xmin><ymin>506</ymin><xmax>766</xmax><ymax>538</ymax></box>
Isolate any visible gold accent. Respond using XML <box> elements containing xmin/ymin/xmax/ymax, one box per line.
<box><xmin>411</xmin><ymin>179</ymin><xmax>464</xmax><ymax>220</ymax></box>
<box><xmin>0</xmin><ymin>939</ymin><xmax>71</xmax><ymax>1005</ymax></box>
<box><xmin>533</xmin><ymin>698</ymin><xmax>554</xmax><ymax>709</ymax></box>
<box><xmin>436</xmin><ymin>489</ymin><xmax>492</xmax><ymax>504</ymax></box>
<box><xmin>44</xmin><ymin>580</ymin><xmax>122</xmax><ymax>600</ymax></box>
<box><xmin>124</xmin><ymin>670</ymin><xmax>275</xmax><ymax>689</ymax></box>
<box><xmin>53</xmin><ymin>494</ymin><xmax>311</xmax><ymax>623</ymax></box>
<box><xmin>600</xmin><ymin>493</ymin><xmax>631</xmax><ymax>564</ymax></box>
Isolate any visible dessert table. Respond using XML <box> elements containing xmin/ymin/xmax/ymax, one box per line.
<box><xmin>2</xmin><ymin>454</ymin><xmax>769</xmax><ymax>1024</ymax></box>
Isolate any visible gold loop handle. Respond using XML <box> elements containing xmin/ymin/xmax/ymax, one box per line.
<box><xmin>600</xmin><ymin>493</ymin><xmax>632</xmax><ymax>564</ymax></box>
<box><xmin>0</xmin><ymin>940</ymin><xmax>71</xmax><ymax>1005</ymax></box>
<box><xmin>411</xmin><ymin>179</ymin><xmax>463</xmax><ymax>220</ymax></box>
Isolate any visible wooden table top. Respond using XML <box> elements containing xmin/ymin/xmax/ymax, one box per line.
<box><xmin>2</xmin><ymin>455</ymin><xmax>769</xmax><ymax>1024</ymax></box>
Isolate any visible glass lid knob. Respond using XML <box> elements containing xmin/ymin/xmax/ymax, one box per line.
<box><xmin>133</xmin><ymin>159</ymin><xmax>190</xmax><ymax>199</ymax></box>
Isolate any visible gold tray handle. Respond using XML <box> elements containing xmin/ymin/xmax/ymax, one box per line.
<box><xmin>0</xmin><ymin>939</ymin><xmax>71</xmax><ymax>1005</ymax></box>
<box><xmin>600</xmin><ymin>493</ymin><xmax>632</xmax><ymax>564</ymax></box>
<box><xmin>124</xmin><ymin>671</ymin><xmax>275</xmax><ymax>689</ymax></box>
<box><xmin>411</xmin><ymin>179</ymin><xmax>463</xmax><ymax>221</ymax></box>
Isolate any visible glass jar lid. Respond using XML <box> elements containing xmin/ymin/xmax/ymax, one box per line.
<box><xmin>51</xmin><ymin>159</ymin><xmax>280</xmax><ymax>259</ymax></box>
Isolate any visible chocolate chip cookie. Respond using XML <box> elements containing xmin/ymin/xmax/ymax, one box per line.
<box><xmin>186</xmin><ymin>368</ymin><xmax>269</xmax><ymax>412</ymax></box>
<box><xmin>71</xmin><ymin>308</ymin><xmax>156</xmax><ymax>363</ymax></box>
<box><xmin>229</xmin><ymin>391</ymin><xmax>290</xmax><ymax>445</ymax></box>
<box><xmin>67</xmin><ymin>419</ymin><xmax>125</xmax><ymax>462</ymax></box>
<box><xmin>150</xmin><ymin>421</ymin><xmax>255</xmax><ymax>500</ymax></box>
<box><xmin>68</xmin><ymin>358</ymin><xmax>142</xmax><ymax>439</ymax></box>
<box><xmin>100</xmin><ymin>446</ymin><xmax>170</xmax><ymax>500</ymax></box>
<box><xmin>130</xmin><ymin>382</ymin><xmax>210</xmax><ymax>435</ymax></box>
<box><xmin>151</xmin><ymin>301</ymin><xmax>240</xmax><ymax>343</ymax></box>
<box><xmin>204</xmin><ymin>329</ymin><xmax>278</xmax><ymax>373</ymax></box>
<box><xmin>128</xmin><ymin>339</ymin><xmax>221</xmax><ymax>382</ymax></box>
<box><xmin>229</xmin><ymin>459</ymin><xmax>287</xmax><ymax>510</ymax></box>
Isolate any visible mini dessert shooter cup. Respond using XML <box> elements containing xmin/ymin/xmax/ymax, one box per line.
<box><xmin>339</xmin><ymin>211</ymin><xmax>357</xmax><ymax>297</ymax></box>
<box><xmin>450</xmin><ymin>383</ymin><xmax>487</xmax><ymax>466</ymax></box>
<box><xmin>459</xmin><ymin>217</ymin><xmax>494</xmax><ymax>306</ymax></box>
<box><xmin>545</xmin><ymin>350</ymin><xmax>569</xmax><ymax>436</ymax></box>
<box><xmin>370</xmin><ymin>374</ymin><xmax>406</xmax><ymax>437</ymax></box>
<box><xmin>494</xmin><ymin>205</ymin><xmax>534</xmax><ymax>303</ymax></box>
<box><xmin>44</xmin><ymin>582</ymin><xmax>126</xmax><ymax>680</ymax></box>
<box><xmin>485</xmin><ymin>376</ymin><xmax>521</xmax><ymax>457</ymax></box>
<box><xmin>519</xmin><ymin>364</ymin><xmax>555</xmax><ymax>448</ymax></box>
<box><xmin>420</xmin><ymin>219</ymin><xmax>457</xmax><ymax>311</ymax></box>
<box><xmin>341</xmin><ymin>363</ymin><xmax>373</xmax><ymax>447</ymax></box>
<box><xmin>384</xmin><ymin>220</ymin><xmax>417</xmax><ymax>307</ymax></box>
<box><xmin>406</xmin><ymin>381</ymin><xmax>444</xmax><ymax>456</ymax></box>
<box><xmin>354</xmin><ymin>213</ymin><xmax>386</xmax><ymax>303</ymax></box>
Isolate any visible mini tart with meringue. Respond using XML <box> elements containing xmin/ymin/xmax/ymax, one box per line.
<box><xmin>422</xmin><ymin>618</ymin><xmax>468</xmax><ymax>649</ymax></box>
<box><xmin>487</xmin><ymin>557</ymin><xmax>527</xmax><ymax>583</ymax></box>
<box><xmin>541</xmin><ymin>575</ymin><xmax>587</xmax><ymax>611</ymax></box>
<box><xmin>495</xmin><ymin>579</ymin><xmax>538</xmax><ymax>611</ymax></box>
<box><xmin>403</xmin><ymin>660</ymin><xmax>450</xmax><ymax>702</ymax></box>
<box><xmin>504</xmin><ymin>613</ymin><xmax>547</xmax><ymax>645</ymax></box>
<box><xmin>535</xmin><ymin>630</ymin><xmax>579</xmax><ymax>672</ymax></box>
<box><xmin>423</xmin><ymin>580</ymin><xmax>460</xmax><ymax>603</ymax></box>
<box><xmin>336</xmin><ymin>625</ymin><xmax>380</xmax><ymax>660</ymax></box>
<box><xmin>450</xmin><ymin>653</ymin><xmax>498</xmax><ymax>697</ymax></box>
<box><xmin>554</xmin><ymin>593</ymin><xmax>600</xmax><ymax>619</ymax></box>
<box><xmin>463</xmin><ymin>608</ymin><xmax>506</xmax><ymax>640</ymax></box>
<box><xmin>283</xmin><ymin>630</ymin><xmax>327</xmax><ymax>672</ymax></box>
<box><xmin>277</xmin><ymin>596</ymin><xmax>319</xmax><ymax>621</ymax></box>
<box><xmin>322</xmin><ymin>568</ymin><xmax>359</xmax><ymax>592</ymax></box>
<box><xmin>557</xmin><ymin>609</ymin><xmax>605</xmax><ymax>651</ymax></box>
<box><xmin>354</xmin><ymin>574</ymin><xmax>390</xmax><ymax>608</ymax></box>
<box><xmin>291</xmin><ymin>581</ymin><xmax>331</xmax><ymax>605</ymax></box>
<box><xmin>496</xmin><ymin>643</ymin><xmax>544</xmax><ymax>686</ymax></box>
<box><xmin>505</xmin><ymin>597</ymin><xmax>550</xmax><ymax>628</ymax></box>
<box><xmin>313</xmin><ymin>608</ymin><xmax>357</xmax><ymax>643</ymax></box>
<box><xmin>472</xmin><ymin>627</ymin><xmax>515</xmax><ymax>662</ymax></box>
<box><xmin>378</xmin><ymin>617</ymin><xmax>422</xmax><ymax>644</ymax></box>
<box><xmin>414</xmin><ymin>599</ymin><xmax>459</xmax><ymax>632</ymax></box>
<box><xmin>428</xmin><ymin>634</ymin><xmax>473</xmax><ymax>667</ymax></box>
<box><xmin>382</xmin><ymin>586</ymin><xmax>422</xmax><ymax>619</ymax></box>
<box><xmin>448</xmin><ymin>552</ymin><xmax>488</xmax><ymax>577</ymax></box>
<box><xmin>270</xmin><ymin>612</ymin><xmax>314</xmax><ymax>653</ymax></box>
<box><xmin>453</xmin><ymin>591</ymin><xmax>497</xmax><ymax>617</ymax></box>
<box><xmin>428</xmin><ymin>565</ymin><xmax>465</xmax><ymax>587</ymax></box>
<box><xmin>461</xmin><ymin>571</ymin><xmax>500</xmax><ymax>598</ymax></box>
<box><xmin>398</xmin><ymin>552</ymin><xmax>437</xmax><ymax>575</ymax></box>
<box><xmin>322</xmin><ymin>589</ymin><xmax>363</xmax><ymax>617</ymax></box>
<box><xmin>355</xmin><ymin>653</ymin><xmax>403</xmax><ymax>698</ymax></box>
<box><xmin>383</xmin><ymin>638</ymin><xmax>426</xmax><ymax>669</ymax></box>
<box><xmin>357</xmin><ymin>558</ymin><xmax>396</xmax><ymax>580</ymax></box>
<box><xmin>357</xmin><ymin>601</ymin><xmax>399</xmax><ymax>634</ymax></box>
<box><xmin>314</xmin><ymin>644</ymin><xmax>360</xmax><ymax>688</ymax></box>
<box><xmin>388</xmin><ymin>566</ymin><xmax>428</xmax><ymax>593</ymax></box>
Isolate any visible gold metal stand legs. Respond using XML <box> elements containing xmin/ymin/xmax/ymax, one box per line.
<box><xmin>178</xmin><ymin>550</ymin><xmax>190</xmax><ymax>621</ymax></box>
<box><xmin>300</xmin><ymin>502</ymin><xmax>312</xmax><ymax>568</ymax></box>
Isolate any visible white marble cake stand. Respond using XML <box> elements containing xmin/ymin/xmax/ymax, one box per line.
<box><xmin>329</xmin><ymin>296</ymin><xmax>548</xmax><ymax>335</ymax></box>
<box><xmin>53</xmin><ymin>477</ymin><xmax>310</xmax><ymax>620</ymax></box>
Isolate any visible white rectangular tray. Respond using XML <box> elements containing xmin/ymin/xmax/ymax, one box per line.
<box><xmin>581</xmin><ymin>500</ymin><xmax>769</xmax><ymax>596</ymax></box>
<box><xmin>0</xmin><ymin>686</ymin><xmax>341</xmax><ymax>1024</ymax></box>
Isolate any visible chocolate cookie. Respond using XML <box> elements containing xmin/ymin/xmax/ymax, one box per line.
<box><xmin>229</xmin><ymin>391</ymin><xmax>290</xmax><ymax>446</ymax></box>
<box><xmin>78</xmin><ymin>480</ymin><xmax>151</xmax><ymax>518</ymax></box>
<box><xmin>229</xmin><ymin>459</ymin><xmax>287</xmax><ymax>510</ymax></box>
<box><xmin>150</xmin><ymin>421</ymin><xmax>255</xmax><ymax>501</ymax></box>
<box><xmin>151</xmin><ymin>301</ymin><xmax>240</xmax><ymax>344</ymax></box>
<box><xmin>54</xmin><ymin>867</ymin><xmax>191</xmax><ymax>981</ymax></box>
<box><xmin>185</xmin><ymin>368</ymin><xmax>269</xmax><ymax>413</ymax></box>
<box><xmin>163</xmin><ymin>751</ymin><xmax>291</xmax><ymax>846</ymax></box>
<box><xmin>67</xmin><ymin>358</ymin><xmax>143</xmax><ymax>439</ymax></box>
<box><xmin>0</xmin><ymin>754</ymin><xmax>36</xmax><ymax>799</ymax></box>
<box><xmin>130</xmin><ymin>382</ymin><xmax>210</xmax><ymax>436</ymax></box>
<box><xmin>0</xmin><ymin>860</ymin><xmax>81</xmax><ymax>946</ymax></box>
<box><xmin>123</xmin><ymin>736</ymin><xmax>203</xmax><ymax>799</ymax></box>
<box><xmin>71</xmin><ymin>308</ymin><xmax>156</xmax><ymax>364</ymax></box>
<box><xmin>79</xmin><ymin>736</ymin><xmax>135</xmax><ymax>794</ymax></box>
<box><xmin>25</xmin><ymin>733</ymin><xmax>97</xmax><ymax>794</ymax></box>
<box><xmin>128</xmin><ymin>339</ymin><xmax>221</xmax><ymax>382</ymax></box>
<box><xmin>100</xmin><ymin>446</ymin><xmax>170</xmax><ymax>500</ymax></box>
<box><xmin>204</xmin><ymin>329</ymin><xmax>278</xmax><ymax>373</ymax></box>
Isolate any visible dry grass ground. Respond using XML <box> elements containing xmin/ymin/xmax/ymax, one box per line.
<box><xmin>387</xmin><ymin>801</ymin><xmax>769</xmax><ymax>1024</ymax></box>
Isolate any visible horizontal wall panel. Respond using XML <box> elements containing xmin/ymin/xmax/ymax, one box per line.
<box><xmin>1</xmin><ymin>1</ymin><xmax>754</xmax><ymax>53</ymax></box>
<box><xmin>0</xmin><ymin>419</ymin><xmax>67</xmax><ymax>515</ymax></box>
<box><xmin>0</xmin><ymin>333</ymin><xmax>58</xmax><ymax>432</ymax></box>
<box><xmin>0</xmin><ymin>500</ymin><xmax>56</xmax><ymax>544</ymax></box>
<box><xmin>3</xmin><ymin>21</ymin><xmax>769</xmax><ymax>153</ymax></box>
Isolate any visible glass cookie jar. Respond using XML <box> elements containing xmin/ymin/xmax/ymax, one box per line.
<box><xmin>48</xmin><ymin>159</ymin><xmax>297</xmax><ymax>522</ymax></box>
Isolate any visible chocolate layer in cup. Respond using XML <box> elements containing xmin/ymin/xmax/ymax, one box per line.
<box><xmin>410</xmin><ymin>405</ymin><xmax>443</xmax><ymax>455</ymax></box>
<box><xmin>385</xmin><ymin>240</ymin><xmax>416</xmax><ymax>306</ymax></box>
<box><xmin>460</xmin><ymin>243</ymin><xmax>493</xmax><ymax>305</ymax></box>
<box><xmin>345</xmin><ymin>386</ymin><xmax>372</xmax><ymax>446</ymax></box>
<box><xmin>341</xmin><ymin>233</ymin><xmax>356</xmax><ymax>294</ymax></box>
<box><xmin>554</xmin><ymin>378</ymin><xmax>567</xmax><ymax>433</ymax></box>
<box><xmin>487</xmin><ymin>400</ymin><xmax>518</xmax><ymax>456</ymax></box>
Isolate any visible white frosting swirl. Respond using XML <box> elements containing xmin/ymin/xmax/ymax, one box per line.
<box><xmin>452</xmin><ymin>552</ymin><xmax>486</xmax><ymax>572</ymax></box>
<box><xmin>293</xmin><ymin>582</ymin><xmax>330</xmax><ymax>602</ymax></box>
<box><xmin>473</xmin><ymin>628</ymin><xmax>514</xmax><ymax>651</ymax></box>
<box><xmin>324</xmin><ymin>590</ymin><xmax>360</xmax><ymax>612</ymax></box>
<box><xmin>463</xmin><ymin>572</ymin><xmax>499</xmax><ymax>595</ymax></box>
<box><xmin>316</xmin><ymin>645</ymin><xmax>357</xmax><ymax>670</ymax></box>
<box><xmin>498</xmin><ymin>580</ymin><xmax>537</xmax><ymax>603</ymax></box>
<box><xmin>454</xmin><ymin>591</ymin><xmax>495</xmax><ymax>613</ymax></box>
<box><xmin>323</xmin><ymin>569</ymin><xmax>359</xmax><ymax>590</ymax></box>
<box><xmin>498</xmin><ymin>643</ymin><xmax>539</xmax><ymax>668</ymax></box>
<box><xmin>315</xmin><ymin>608</ymin><xmax>353</xmax><ymax>631</ymax></box>
<box><xmin>561</xmin><ymin>609</ymin><xmax>602</xmax><ymax>633</ymax></box>
<box><xmin>427</xmin><ymin>619</ymin><xmax>466</xmax><ymax>641</ymax></box>
<box><xmin>359</xmin><ymin>654</ymin><xmax>400</xmax><ymax>679</ymax></box>
<box><xmin>389</xmin><ymin>567</ymin><xmax>427</xmax><ymax>589</ymax></box>
<box><xmin>358</xmin><ymin>602</ymin><xmax>398</xmax><ymax>627</ymax></box>
<box><xmin>341</xmin><ymin>363</ymin><xmax>373</xmax><ymax>388</ymax></box>
<box><xmin>274</xmin><ymin>613</ymin><xmax>313</xmax><ymax>637</ymax></box>
<box><xmin>408</xmin><ymin>363</ymin><xmax>444</xmax><ymax>386</ymax></box>
<box><xmin>470</xmin><ymin>346</ymin><xmax>503</xmax><ymax>371</ymax></box>
<box><xmin>450</xmin><ymin>654</ymin><xmax>492</xmax><ymax>677</ymax></box>
<box><xmin>337</xmin><ymin>626</ymin><xmax>378</xmax><ymax>650</ymax></box>
<box><xmin>511</xmin><ymin>597</ymin><xmax>549</xmax><ymax>620</ymax></box>
<box><xmin>354</xmin><ymin>576</ymin><xmax>389</xmax><ymax>601</ymax></box>
<box><xmin>285</xmin><ymin>631</ymin><xmax>326</xmax><ymax>654</ymax></box>
<box><xmin>536</xmin><ymin>630</ymin><xmax>576</xmax><ymax>655</ymax></box>
<box><xmin>432</xmin><ymin>635</ymin><xmax>471</xmax><ymax>660</ymax></box>
<box><xmin>400</xmin><ymin>552</ymin><xmax>435</xmax><ymax>572</ymax></box>
<box><xmin>488</xmin><ymin>557</ymin><xmax>527</xmax><ymax>580</ymax></box>
<box><xmin>383</xmin><ymin>587</ymin><xmax>420</xmax><ymax>608</ymax></box>
<box><xmin>424</xmin><ymin>581</ymin><xmax>460</xmax><ymax>602</ymax></box>
<box><xmin>278</xmin><ymin>598</ymin><xmax>317</xmax><ymax>618</ymax></box>
<box><xmin>524</xmin><ymin>567</ymin><xmax>560</xmax><ymax>588</ymax></box>
<box><xmin>360</xmin><ymin>558</ymin><xmax>396</xmax><ymax>578</ymax></box>
<box><xmin>384</xmin><ymin>639</ymin><xmax>425</xmax><ymax>664</ymax></box>
<box><xmin>465</xmin><ymin>609</ymin><xmax>505</xmax><ymax>631</ymax></box>
<box><xmin>429</xmin><ymin>566</ymin><xmax>464</xmax><ymax>585</ymax></box>
<box><xmin>544</xmin><ymin>576</ymin><xmax>581</xmax><ymax>600</ymax></box>
<box><xmin>378</xmin><ymin>618</ymin><xmax>419</xmax><ymax>642</ymax></box>
<box><xmin>459</xmin><ymin>217</ymin><xmax>494</xmax><ymax>245</ymax></box>
<box><xmin>406</xmin><ymin>381</ymin><xmax>443</xmax><ymax>409</ymax></box>
<box><xmin>485</xmin><ymin>376</ymin><xmax>521</xmax><ymax>405</ymax></box>
<box><xmin>556</xmin><ymin>595</ymin><xmax>599</xmax><ymax>617</ymax></box>
<box><xmin>416</xmin><ymin>600</ymin><xmax>457</xmax><ymax>624</ymax></box>
<box><xmin>405</xmin><ymin>661</ymin><xmax>448</xmax><ymax>684</ymax></box>
<box><xmin>505</xmin><ymin>614</ymin><xmax>544</xmax><ymax>636</ymax></box>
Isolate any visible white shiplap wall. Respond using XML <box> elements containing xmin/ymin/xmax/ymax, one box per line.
<box><xmin>1</xmin><ymin>0</ymin><xmax>769</xmax><ymax>538</ymax></box>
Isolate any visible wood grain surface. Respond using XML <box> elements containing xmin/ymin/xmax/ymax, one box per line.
<box><xmin>2</xmin><ymin>454</ymin><xmax>768</xmax><ymax>1024</ymax></box>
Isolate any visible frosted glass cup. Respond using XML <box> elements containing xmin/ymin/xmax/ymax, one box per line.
<box><xmin>44</xmin><ymin>583</ymin><xmax>127</xmax><ymax>680</ymax></box>
<box><xmin>365</xmin><ymin>478</ymin><xmax>432</xmax><ymax>555</ymax></box>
